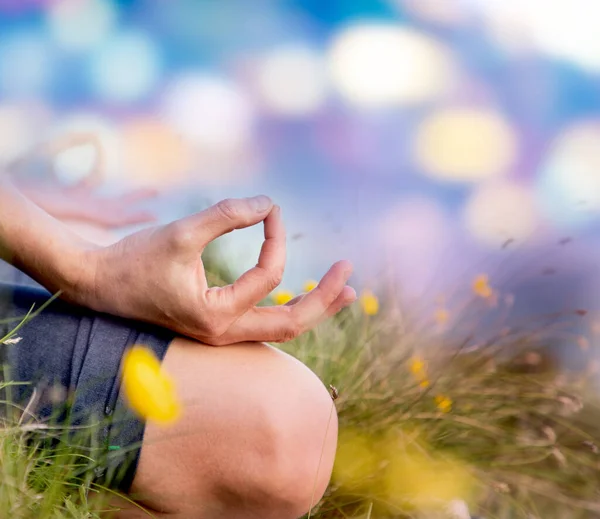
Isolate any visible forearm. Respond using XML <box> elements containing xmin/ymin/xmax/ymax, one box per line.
<box><xmin>0</xmin><ymin>176</ymin><xmax>95</xmax><ymax>295</ymax></box>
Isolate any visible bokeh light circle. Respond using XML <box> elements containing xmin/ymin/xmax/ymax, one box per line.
<box><xmin>256</xmin><ymin>44</ymin><xmax>328</xmax><ymax>117</ymax></box>
<box><xmin>0</xmin><ymin>32</ymin><xmax>54</xmax><ymax>97</ymax></box>
<box><xmin>47</xmin><ymin>0</ymin><xmax>117</xmax><ymax>52</ymax></box>
<box><xmin>463</xmin><ymin>180</ymin><xmax>539</xmax><ymax>247</ymax></box>
<box><xmin>161</xmin><ymin>74</ymin><xmax>254</xmax><ymax>151</ymax></box>
<box><xmin>467</xmin><ymin>0</ymin><xmax>600</xmax><ymax>71</ymax></box>
<box><xmin>537</xmin><ymin>121</ymin><xmax>600</xmax><ymax>228</ymax></box>
<box><xmin>415</xmin><ymin>107</ymin><xmax>518</xmax><ymax>182</ymax></box>
<box><xmin>0</xmin><ymin>103</ymin><xmax>52</xmax><ymax>165</ymax></box>
<box><xmin>50</xmin><ymin>113</ymin><xmax>121</xmax><ymax>185</ymax></box>
<box><xmin>121</xmin><ymin>118</ymin><xmax>193</xmax><ymax>187</ymax></box>
<box><xmin>327</xmin><ymin>23</ymin><xmax>454</xmax><ymax>108</ymax></box>
<box><xmin>90</xmin><ymin>31</ymin><xmax>162</xmax><ymax>103</ymax></box>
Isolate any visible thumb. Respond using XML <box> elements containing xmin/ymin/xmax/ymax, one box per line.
<box><xmin>192</xmin><ymin>196</ymin><xmax>274</xmax><ymax>245</ymax></box>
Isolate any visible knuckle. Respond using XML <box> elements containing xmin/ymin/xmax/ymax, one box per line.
<box><xmin>215</xmin><ymin>198</ymin><xmax>239</xmax><ymax>221</ymax></box>
<box><xmin>167</xmin><ymin>221</ymin><xmax>195</xmax><ymax>250</ymax></box>
<box><xmin>281</xmin><ymin>320</ymin><xmax>302</xmax><ymax>342</ymax></box>
<box><xmin>268</xmin><ymin>266</ymin><xmax>284</xmax><ymax>288</ymax></box>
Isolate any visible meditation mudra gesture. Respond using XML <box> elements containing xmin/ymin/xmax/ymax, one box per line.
<box><xmin>0</xmin><ymin>176</ymin><xmax>356</xmax><ymax>518</ymax></box>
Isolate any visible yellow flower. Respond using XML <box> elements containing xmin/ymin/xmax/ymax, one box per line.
<box><xmin>272</xmin><ymin>290</ymin><xmax>294</xmax><ymax>305</ymax></box>
<box><xmin>384</xmin><ymin>447</ymin><xmax>475</xmax><ymax>509</ymax></box>
<box><xmin>435</xmin><ymin>308</ymin><xmax>449</xmax><ymax>325</ymax></box>
<box><xmin>472</xmin><ymin>274</ymin><xmax>493</xmax><ymax>298</ymax></box>
<box><xmin>333</xmin><ymin>430</ymin><xmax>379</xmax><ymax>490</ymax></box>
<box><xmin>410</xmin><ymin>357</ymin><xmax>426</xmax><ymax>376</ymax></box>
<box><xmin>303</xmin><ymin>280</ymin><xmax>318</xmax><ymax>292</ymax></box>
<box><xmin>122</xmin><ymin>345</ymin><xmax>180</xmax><ymax>424</ymax></box>
<box><xmin>409</xmin><ymin>357</ymin><xmax>430</xmax><ymax>388</ymax></box>
<box><xmin>435</xmin><ymin>395</ymin><xmax>453</xmax><ymax>413</ymax></box>
<box><xmin>360</xmin><ymin>290</ymin><xmax>379</xmax><ymax>315</ymax></box>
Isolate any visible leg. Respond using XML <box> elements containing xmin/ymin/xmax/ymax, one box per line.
<box><xmin>109</xmin><ymin>338</ymin><xmax>338</xmax><ymax>519</ymax></box>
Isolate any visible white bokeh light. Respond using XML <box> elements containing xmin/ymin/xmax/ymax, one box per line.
<box><xmin>463</xmin><ymin>180</ymin><xmax>539</xmax><ymax>247</ymax></box>
<box><xmin>0</xmin><ymin>103</ymin><xmax>52</xmax><ymax>165</ymax></box>
<box><xmin>47</xmin><ymin>0</ymin><xmax>116</xmax><ymax>52</ymax></box>
<box><xmin>0</xmin><ymin>32</ymin><xmax>53</xmax><ymax>97</ymax></box>
<box><xmin>415</xmin><ymin>107</ymin><xmax>518</xmax><ymax>182</ymax></box>
<box><xmin>327</xmin><ymin>23</ymin><xmax>455</xmax><ymax>109</ymax></box>
<box><xmin>537</xmin><ymin>121</ymin><xmax>600</xmax><ymax>228</ymax></box>
<box><xmin>89</xmin><ymin>31</ymin><xmax>162</xmax><ymax>103</ymax></box>
<box><xmin>0</xmin><ymin>106</ymin><xmax>31</xmax><ymax>164</ymax></box>
<box><xmin>161</xmin><ymin>74</ymin><xmax>255</xmax><ymax>150</ymax></box>
<box><xmin>50</xmin><ymin>113</ymin><xmax>121</xmax><ymax>184</ymax></box>
<box><xmin>466</xmin><ymin>0</ymin><xmax>600</xmax><ymax>71</ymax></box>
<box><xmin>256</xmin><ymin>44</ymin><xmax>328</xmax><ymax>117</ymax></box>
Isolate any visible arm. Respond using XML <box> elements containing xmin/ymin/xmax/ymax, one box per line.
<box><xmin>0</xmin><ymin>177</ymin><xmax>356</xmax><ymax>345</ymax></box>
<box><xmin>0</xmin><ymin>175</ymin><xmax>94</xmax><ymax>296</ymax></box>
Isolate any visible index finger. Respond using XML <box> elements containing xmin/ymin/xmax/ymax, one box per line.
<box><xmin>220</xmin><ymin>205</ymin><xmax>286</xmax><ymax>313</ymax></box>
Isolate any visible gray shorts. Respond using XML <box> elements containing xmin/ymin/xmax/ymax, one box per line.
<box><xmin>0</xmin><ymin>280</ymin><xmax>174</xmax><ymax>492</ymax></box>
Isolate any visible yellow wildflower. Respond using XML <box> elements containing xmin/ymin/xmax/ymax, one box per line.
<box><xmin>360</xmin><ymin>290</ymin><xmax>379</xmax><ymax>316</ymax></box>
<box><xmin>303</xmin><ymin>280</ymin><xmax>318</xmax><ymax>292</ymax></box>
<box><xmin>122</xmin><ymin>345</ymin><xmax>180</xmax><ymax>424</ymax></box>
<box><xmin>435</xmin><ymin>308</ymin><xmax>449</xmax><ymax>325</ymax></box>
<box><xmin>272</xmin><ymin>290</ymin><xmax>294</xmax><ymax>305</ymax></box>
<box><xmin>409</xmin><ymin>356</ymin><xmax>430</xmax><ymax>388</ymax></box>
<box><xmin>435</xmin><ymin>395</ymin><xmax>453</xmax><ymax>413</ymax></box>
<box><xmin>472</xmin><ymin>274</ymin><xmax>493</xmax><ymax>298</ymax></box>
<box><xmin>333</xmin><ymin>430</ymin><xmax>378</xmax><ymax>490</ymax></box>
<box><xmin>384</xmin><ymin>444</ymin><xmax>475</xmax><ymax>509</ymax></box>
<box><xmin>410</xmin><ymin>357</ymin><xmax>426</xmax><ymax>376</ymax></box>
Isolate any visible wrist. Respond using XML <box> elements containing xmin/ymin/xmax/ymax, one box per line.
<box><xmin>52</xmin><ymin>238</ymin><xmax>102</xmax><ymax>304</ymax></box>
<box><xmin>23</xmin><ymin>230</ymin><xmax>101</xmax><ymax>304</ymax></box>
<box><xmin>0</xmin><ymin>175</ymin><xmax>101</xmax><ymax>303</ymax></box>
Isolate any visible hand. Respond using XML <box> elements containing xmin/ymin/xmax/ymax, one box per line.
<box><xmin>16</xmin><ymin>180</ymin><xmax>157</xmax><ymax>228</ymax></box>
<box><xmin>79</xmin><ymin>196</ymin><xmax>356</xmax><ymax>345</ymax></box>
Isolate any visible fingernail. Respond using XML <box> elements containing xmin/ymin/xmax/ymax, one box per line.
<box><xmin>340</xmin><ymin>260</ymin><xmax>353</xmax><ymax>277</ymax></box>
<box><xmin>249</xmin><ymin>195</ymin><xmax>272</xmax><ymax>212</ymax></box>
<box><xmin>346</xmin><ymin>287</ymin><xmax>357</xmax><ymax>301</ymax></box>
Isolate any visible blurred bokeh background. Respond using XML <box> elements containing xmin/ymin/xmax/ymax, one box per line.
<box><xmin>1</xmin><ymin>0</ymin><xmax>600</xmax><ymax>323</ymax></box>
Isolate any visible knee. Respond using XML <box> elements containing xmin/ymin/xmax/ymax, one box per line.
<box><xmin>202</xmin><ymin>343</ymin><xmax>339</xmax><ymax>518</ymax></box>
<box><xmin>134</xmin><ymin>340</ymin><xmax>338</xmax><ymax>518</ymax></box>
<box><xmin>250</xmin><ymin>347</ymin><xmax>338</xmax><ymax>517</ymax></box>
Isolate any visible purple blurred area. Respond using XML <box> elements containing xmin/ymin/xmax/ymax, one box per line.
<box><xmin>1</xmin><ymin>0</ymin><xmax>600</xmax><ymax>324</ymax></box>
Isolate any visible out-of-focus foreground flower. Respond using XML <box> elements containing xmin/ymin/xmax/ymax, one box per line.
<box><xmin>334</xmin><ymin>429</ymin><xmax>475</xmax><ymax>514</ymax></box>
<box><xmin>360</xmin><ymin>290</ymin><xmax>379</xmax><ymax>315</ymax></box>
<box><xmin>122</xmin><ymin>345</ymin><xmax>181</xmax><ymax>424</ymax></box>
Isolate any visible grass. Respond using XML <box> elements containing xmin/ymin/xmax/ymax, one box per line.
<box><xmin>1</xmin><ymin>256</ymin><xmax>600</xmax><ymax>518</ymax></box>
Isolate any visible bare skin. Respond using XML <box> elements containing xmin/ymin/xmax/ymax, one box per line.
<box><xmin>0</xmin><ymin>177</ymin><xmax>357</xmax><ymax>344</ymax></box>
<box><xmin>0</xmin><ymin>179</ymin><xmax>351</xmax><ymax>518</ymax></box>
<box><xmin>106</xmin><ymin>338</ymin><xmax>338</xmax><ymax>519</ymax></box>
